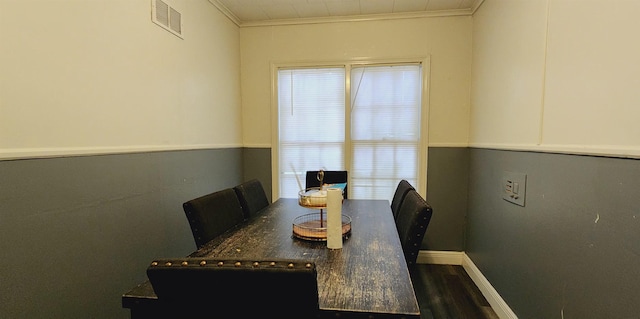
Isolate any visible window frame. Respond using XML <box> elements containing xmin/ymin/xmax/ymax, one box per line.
<box><xmin>270</xmin><ymin>57</ymin><xmax>431</xmax><ymax>200</ymax></box>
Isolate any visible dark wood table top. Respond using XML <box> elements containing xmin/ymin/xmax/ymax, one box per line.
<box><xmin>122</xmin><ymin>198</ymin><xmax>420</xmax><ymax>318</ymax></box>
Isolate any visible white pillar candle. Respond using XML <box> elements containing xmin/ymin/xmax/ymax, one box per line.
<box><xmin>326</xmin><ymin>188</ymin><xmax>343</xmax><ymax>249</ymax></box>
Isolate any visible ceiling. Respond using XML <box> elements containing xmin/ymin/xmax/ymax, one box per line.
<box><xmin>210</xmin><ymin>0</ymin><xmax>484</xmax><ymax>26</ymax></box>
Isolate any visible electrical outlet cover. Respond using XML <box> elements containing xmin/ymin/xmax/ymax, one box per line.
<box><xmin>502</xmin><ymin>171</ymin><xmax>526</xmax><ymax>206</ymax></box>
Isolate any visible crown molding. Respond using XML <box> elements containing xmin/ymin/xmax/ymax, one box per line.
<box><xmin>208</xmin><ymin>0</ymin><xmax>484</xmax><ymax>28</ymax></box>
<box><xmin>207</xmin><ymin>0</ymin><xmax>240</xmax><ymax>26</ymax></box>
<box><xmin>239</xmin><ymin>9</ymin><xmax>474</xmax><ymax>28</ymax></box>
<box><xmin>471</xmin><ymin>0</ymin><xmax>486</xmax><ymax>14</ymax></box>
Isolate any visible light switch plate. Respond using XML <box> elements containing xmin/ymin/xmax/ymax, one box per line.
<box><xmin>502</xmin><ymin>171</ymin><xmax>526</xmax><ymax>206</ymax></box>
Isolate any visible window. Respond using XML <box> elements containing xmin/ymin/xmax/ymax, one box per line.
<box><xmin>275</xmin><ymin>62</ymin><xmax>426</xmax><ymax>201</ymax></box>
<box><xmin>277</xmin><ymin>67</ymin><xmax>346</xmax><ymax>198</ymax></box>
<box><xmin>350</xmin><ymin>65</ymin><xmax>422</xmax><ymax>199</ymax></box>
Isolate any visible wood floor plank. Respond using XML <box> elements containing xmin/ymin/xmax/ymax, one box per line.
<box><xmin>453</xmin><ymin>264</ymin><xmax>493</xmax><ymax>308</ymax></box>
<box><xmin>410</xmin><ymin>264</ymin><xmax>499</xmax><ymax>319</ymax></box>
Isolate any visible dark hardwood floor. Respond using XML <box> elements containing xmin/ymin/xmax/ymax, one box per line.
<box><xmin>410</xmin><ymin>264</ymin><xmax>500</xmax><ymax>319</ymax></box>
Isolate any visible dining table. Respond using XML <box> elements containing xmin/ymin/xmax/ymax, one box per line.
<box><xmin>122</xmin><ymin>198</ymin><xmax>421</xmax><ymax>318</ymax></box>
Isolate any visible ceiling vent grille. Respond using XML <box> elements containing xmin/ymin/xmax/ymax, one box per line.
<box><xmin>152</xmin><ymin>0</ymin><xmax>183</xmax><ymax>39</ymax></box>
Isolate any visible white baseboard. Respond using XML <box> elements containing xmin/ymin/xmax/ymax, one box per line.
<box><xmin>417</xmin><ymin>250</ymin><xmax>518</xmax><ymax>319</ymax></box>
<box><xmin>416</xmin><ymin>250</ymin><xmax>465</xmax><ymax>265</ymax></box>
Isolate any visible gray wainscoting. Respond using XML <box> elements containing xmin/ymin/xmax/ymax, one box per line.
<box><xmin>0</xmin><ymin>148</ymin><xmax>243</xmax><ymax>319</ymax></box>
<box><xmin>466</xmin><ymin>148</ymin><xmax>640</xmax><ymax>318</ymax></box>
<box><xmin>424</xmin><ymin>147</ymin><xmax>469</xmax><ymax>251</ymax></box>
<box><xmin>242</xmin><ymin>147</ymin><xmax>272</xmax><ymax>201</ymax></box>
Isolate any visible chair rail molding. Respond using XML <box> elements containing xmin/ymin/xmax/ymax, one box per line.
<box><xmin>0</xmin><ymin>144</ymin><xmax>243</xmax><ymax>161</ymax></box>
<box><xmin>469</xmin><ymin>142</ymin><xmax>640</xmax><ymax>160</ymax></box>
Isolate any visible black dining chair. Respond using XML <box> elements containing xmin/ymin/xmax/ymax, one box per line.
<box><xmin>233</xmin><ymin>179</ymin><xmax>270</xmax><ymax>220</ymax></box>
<box><xmin>395</xmin><ymin>189</ymin><xmax>433</xmax><ymax>267</ymax></box>
<box><xmin>305</xmin><ymin>170</ymin><xmax>348</xmax><ymax>199</ymax></box>
<box><xmin>146</xmin><ymin>257</ymin><xmax>319</xmax><ymax>318</ymax></box>
<box><xmin>391</xmin><ymin>180</ymin><xmax>415</xmax><ymax>221</ymax></box>
<box><xmin>182</xmin><ymin>188</ymin><xmax>245</xmax><ymax>248</ymax></box>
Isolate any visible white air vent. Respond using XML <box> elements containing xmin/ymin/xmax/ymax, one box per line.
<box><xmin>152</xmin><ymin>0</ymin><xmax>183</xmax><ymax>39</ymax></box>
<box><xmin>169</xmin><ymin>7</ymin><xmax>181</xmax><ymax>34</ymax></box>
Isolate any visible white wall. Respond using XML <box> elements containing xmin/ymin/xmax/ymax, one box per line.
<box><xmin>471</xmin><ymin>0</ymin><xmax>640</xmax><ymax>157</ymax></box>
<box><xmin>239</xmin><ymin>16</ymin><xmax>472</xmax><ymax>148</ymax></box>
<box><xmin>0</xmin><ymin>0</ymin><xmax>242</xmax><ymax>160</ymax></box>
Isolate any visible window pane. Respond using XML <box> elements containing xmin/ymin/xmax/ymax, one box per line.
<box><xmin>351</xmin><ymin>65</ymin><xmax>421</xmax><ymax>141</ymax></box>
<box><xmin>350</xmin><ymin>65</ymin><xmax>422</xmax><ymax>200</ymax></box>
<box><xmin>278</xmin><ymin>68</ymin><xmax>346</xmax><ymax>198</ymax></box>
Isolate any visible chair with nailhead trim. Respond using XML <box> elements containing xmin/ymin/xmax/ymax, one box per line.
<box><xmin>395</xmin><ymin>189</ymin><xmax>433</xmax><ymax>267</ymax></box>
<box><xmin>233</xmin><ymin>179</ymin><xmax>270</xmax><ymax>220</ymax></box>
<box><xmin>146</xmin><ymin>258</ymin><xmax>319</xmax><ymax>318</ymax></box>
<box><xmin>390</xmin><ymin>179</ymin><xmax>415</xmax><ymax>221</ymax></box>
<box><xmin>182</xmin><ymin>188</ymin><xmax>245</xmax><ymax>249</ymax></box>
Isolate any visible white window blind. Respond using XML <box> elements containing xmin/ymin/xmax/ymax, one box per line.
<box><xmin>278</xmin><ymin>68</ymin><xmax>346</xmax><ymax>198</ymax></box>
<box><xmin>350</xmin><ymin>65</ymin><xmax>422</xmax><ymax>200</ymax></box>
<box><xmin>277</xmin><ymin>64</ymin><xmax>423</xmax><ymax>201</ymax></box>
